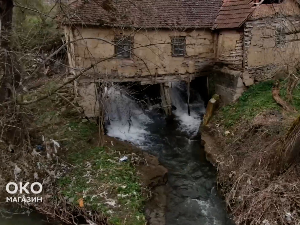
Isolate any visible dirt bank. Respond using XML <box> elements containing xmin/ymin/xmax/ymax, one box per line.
<box><xmin>201</xmin><ymin>81</ymin><xmax>300</xmax><ymax>225</ymax></box>
<box><xmin>103</xmin><ymin>136</ymin><xmax>168</xmax><ymax>225</ymax></box>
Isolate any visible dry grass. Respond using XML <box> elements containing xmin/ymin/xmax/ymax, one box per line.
<box><xmin>211</xmin><ymin>113</ymin><xmax>300</xmax><ymax>225</ymax></box>
<box><xmin>208</xmin><ymin>81</ymin><xmax>300</xmax><ymax>225</ymax></box>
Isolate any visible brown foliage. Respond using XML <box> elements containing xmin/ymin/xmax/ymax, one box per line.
<box><xmin>211</xmin><ymin>111</ymin><xmax>300</xmax><ymax>225</ymax></box>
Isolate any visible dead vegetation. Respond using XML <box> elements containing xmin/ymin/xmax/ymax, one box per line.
<box><xmin>205</xmin><ymin>80</ymin><xmax>300</xmax><ymax>225</ymax></box>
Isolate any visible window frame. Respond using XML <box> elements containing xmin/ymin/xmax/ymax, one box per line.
<box><xmin>171</xmin><ymin>36</ymin><xmax>186</xmax><ymax>57</ymax></box>
<box><xmin>114</xmin><ymin>36</ymin><xmax>133</xmax><ymax>59</ymax></box>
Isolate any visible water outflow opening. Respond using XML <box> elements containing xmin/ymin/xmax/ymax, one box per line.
<box><xmin>104</xmin><ymin>81</ymin><xmax>205</xmax><ymax>144</ymax></box>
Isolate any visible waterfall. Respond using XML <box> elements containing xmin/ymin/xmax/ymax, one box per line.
<box><xmin>105</xmin><ymin>82</ymin><xmax>205</xmax><ymax>145</ymax></box>
<box><xmin>105</xmin><ymin>86</ymin><xmax>152</xmax><ymax>145</ymax></box>
<box><xmin>170</xmin><ymin>82</ymin><xmax>205</xmax><ymax>136</ymax></box>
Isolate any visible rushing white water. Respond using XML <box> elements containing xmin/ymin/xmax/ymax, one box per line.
<box><xmin>170</xmin><ymin>82</ymin><xmax>205</xmax><ymax>136</ymax></box>
<box><xmin>105</xmin><ymin>82</ymin><xmax>205</xmax><ymax>144</ymax></box>
<box><xmin>105</xmin><ymin>86</ymin><xmax>152</xmax><ymax>145</ymax></box>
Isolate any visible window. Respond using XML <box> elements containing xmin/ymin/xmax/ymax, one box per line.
<box><xmin>171</xmin><ymin>36</ymin><xmax>186</xmax><ymax>57</ymax></box>
<box><xmin>114</xmin><ymin>36</ymin><xmax>133</xmax><ymax>58</ymax></box>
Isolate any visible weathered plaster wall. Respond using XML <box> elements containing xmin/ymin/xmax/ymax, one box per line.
<box><xmin>66</xmin><ymin>27</ymin><xmax>215</xmax><ymax>78</ymax></box>
<box><xmin>245</xmin><ymin>1</ymin><xmax>300</xmax><ymax>81</ymax></box>
<box><xmin>251</xmin><ymin>0</ymin><xmax>300</xmax><ymax>20</ymax></box>
<box><xmin>244</xmin><ymin>16</ymin><xmax>300</xmax><ymax>81</ymax></box>
<box><xmin>217</xmin><ymin>30</ymin><xmax>244</xmax><ymax>70</ymax></box>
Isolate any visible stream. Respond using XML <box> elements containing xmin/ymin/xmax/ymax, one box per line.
<box><xmin>106</xmin><ymin>82</ymin><xmax>234</xmax><ymax>225</ymax></box>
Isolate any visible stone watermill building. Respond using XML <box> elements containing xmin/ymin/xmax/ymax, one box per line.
<box><xmin>63</xmin><ymin>0</ymin><xmax>300</xmax><ymax>116</ymax></box>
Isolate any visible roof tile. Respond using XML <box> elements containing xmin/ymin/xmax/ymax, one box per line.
<box><xmin>214</xmin><ymin>0</ymin><xmax>255</xmax><ymax>29</ymax></box>
<box><xmin>64</xmin><ymin>0</ymin><xmax>222</xmax><ymax>29</ymax></box>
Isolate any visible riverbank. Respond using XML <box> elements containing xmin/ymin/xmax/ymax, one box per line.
<box><xmin>0</xmin><ymin>81</ymin><xmax>168</xmax><ymax>225</ymax></box>
<box><xmin>202</xmin><ymin>80</ymin><xmax>300</xmax><ymax>224</ymax></box>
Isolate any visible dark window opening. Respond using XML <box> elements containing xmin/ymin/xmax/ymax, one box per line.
<box><xmin>171</xmin><ymin>36</ymin><xmax>186</xmax><ymax>57</ymax></box>
<box><xmin>261</xmin><ymin>0</ymin><xmax>284</xmax><ymax>4</ymax></box>
<box><xmin>114</xmin><ymin>36</ymin><xmax>133</xmax><ymax>58</ymax></box>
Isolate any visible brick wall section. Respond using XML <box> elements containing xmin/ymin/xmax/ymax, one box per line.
<box><xmin>244</xmin><ymin>16</ymin><xmax>300</xmax><ymax>81</ymax></box>
<box><xmin>218</xmin><ymin>35</ymin><xmax>244</xmax><ymax>70</ymax></box>
<box><xmin>217</xmin><ymin>30</ymin><xmax>244</xmax><ymax>70</ymax></box>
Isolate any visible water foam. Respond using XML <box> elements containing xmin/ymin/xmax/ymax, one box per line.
<box><xmin>105</xmin><ymin>86</ymin><xmax>152</xmax><ymax>145</ymax></box>
<box><xmin>170</xmin><ymin>82</ymin><xmax>205</xmax><ymax>136</ymax></box>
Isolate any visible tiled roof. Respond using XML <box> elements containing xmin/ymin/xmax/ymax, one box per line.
<box><xmin>214</xmin><ymin>0</ymin><xmax>255</xmax><ymax>29</ymax></box>
<box><xmin>64</xmin><ymin>0</ymin><xmax>223</xmax><ymax>29</ymax></box>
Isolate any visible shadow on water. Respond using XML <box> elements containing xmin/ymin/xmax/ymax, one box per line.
<box><xmin>0</xmin><ymin>208</ymin><xmax>59</xmax><ymax>225</ymax></box>
<box><xmin>106</xmin><ymin>82</ymin><xmax>234</xmax><ymax>225</ymax></box>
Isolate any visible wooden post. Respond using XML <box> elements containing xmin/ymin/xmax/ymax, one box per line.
<box><xmin>0</xmin><ymin>0</ymin><xmax>20</xmax><ymax>103</ymax></box>
<box><xmin>187</xmin><ymin>75</ymin><xmax>191</xmax><ymax>116</ymax></box>
<box><xmin>160</xmin><ymin>83</ymin><xmax>172</xmax><ymax>116</ymax></box>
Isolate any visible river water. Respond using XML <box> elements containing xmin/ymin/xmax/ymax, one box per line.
<box><xmin>0</xmin><ymin>209</ymin><xmax>58</xmax><ymax>225</ymax></box>
<box><xmin>106</xmin><ymin>82</ymin><xmax>234</xmax><ymax>225</ymax></box>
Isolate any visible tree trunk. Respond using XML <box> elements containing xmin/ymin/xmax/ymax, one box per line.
<box><xmin>0</xmin><ymin>0</ymin><xmax>21</xmax><ymax>103</ymax></box>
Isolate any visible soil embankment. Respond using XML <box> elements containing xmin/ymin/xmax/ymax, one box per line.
<box><xmin>201</xmin><ymin>81</ymin><xmax>300</xmax><ymax>225</ymax></box>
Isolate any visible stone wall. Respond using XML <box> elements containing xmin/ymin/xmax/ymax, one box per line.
<box><xmin>244</xmin><ymin>0</ymin><xmax>300</xmax><ymax>81</ymax></box>
<box><xmin>65</xmin><ymin>27</ymin><xmax>215</xmax><ymax>79</ymax></box>
<box><xmin>217</xmin><ymin>29</ymin><xmax>244</xmax><ymax>70</ymax></box>
<box><xmin>244</xmin><ymin>16</ymin><xmax>300</xmax><ymax>81</ymax></box>
<box><xmin>211</xmin><ymin>67</ymin><xmax>245</xmax><ymax>104</ymax></box>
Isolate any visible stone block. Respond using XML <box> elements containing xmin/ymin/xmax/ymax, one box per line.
<box><xmin>242</xmin><ymin>71</ymin><xmax>254</xmax><ymax>86</ymax></box>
